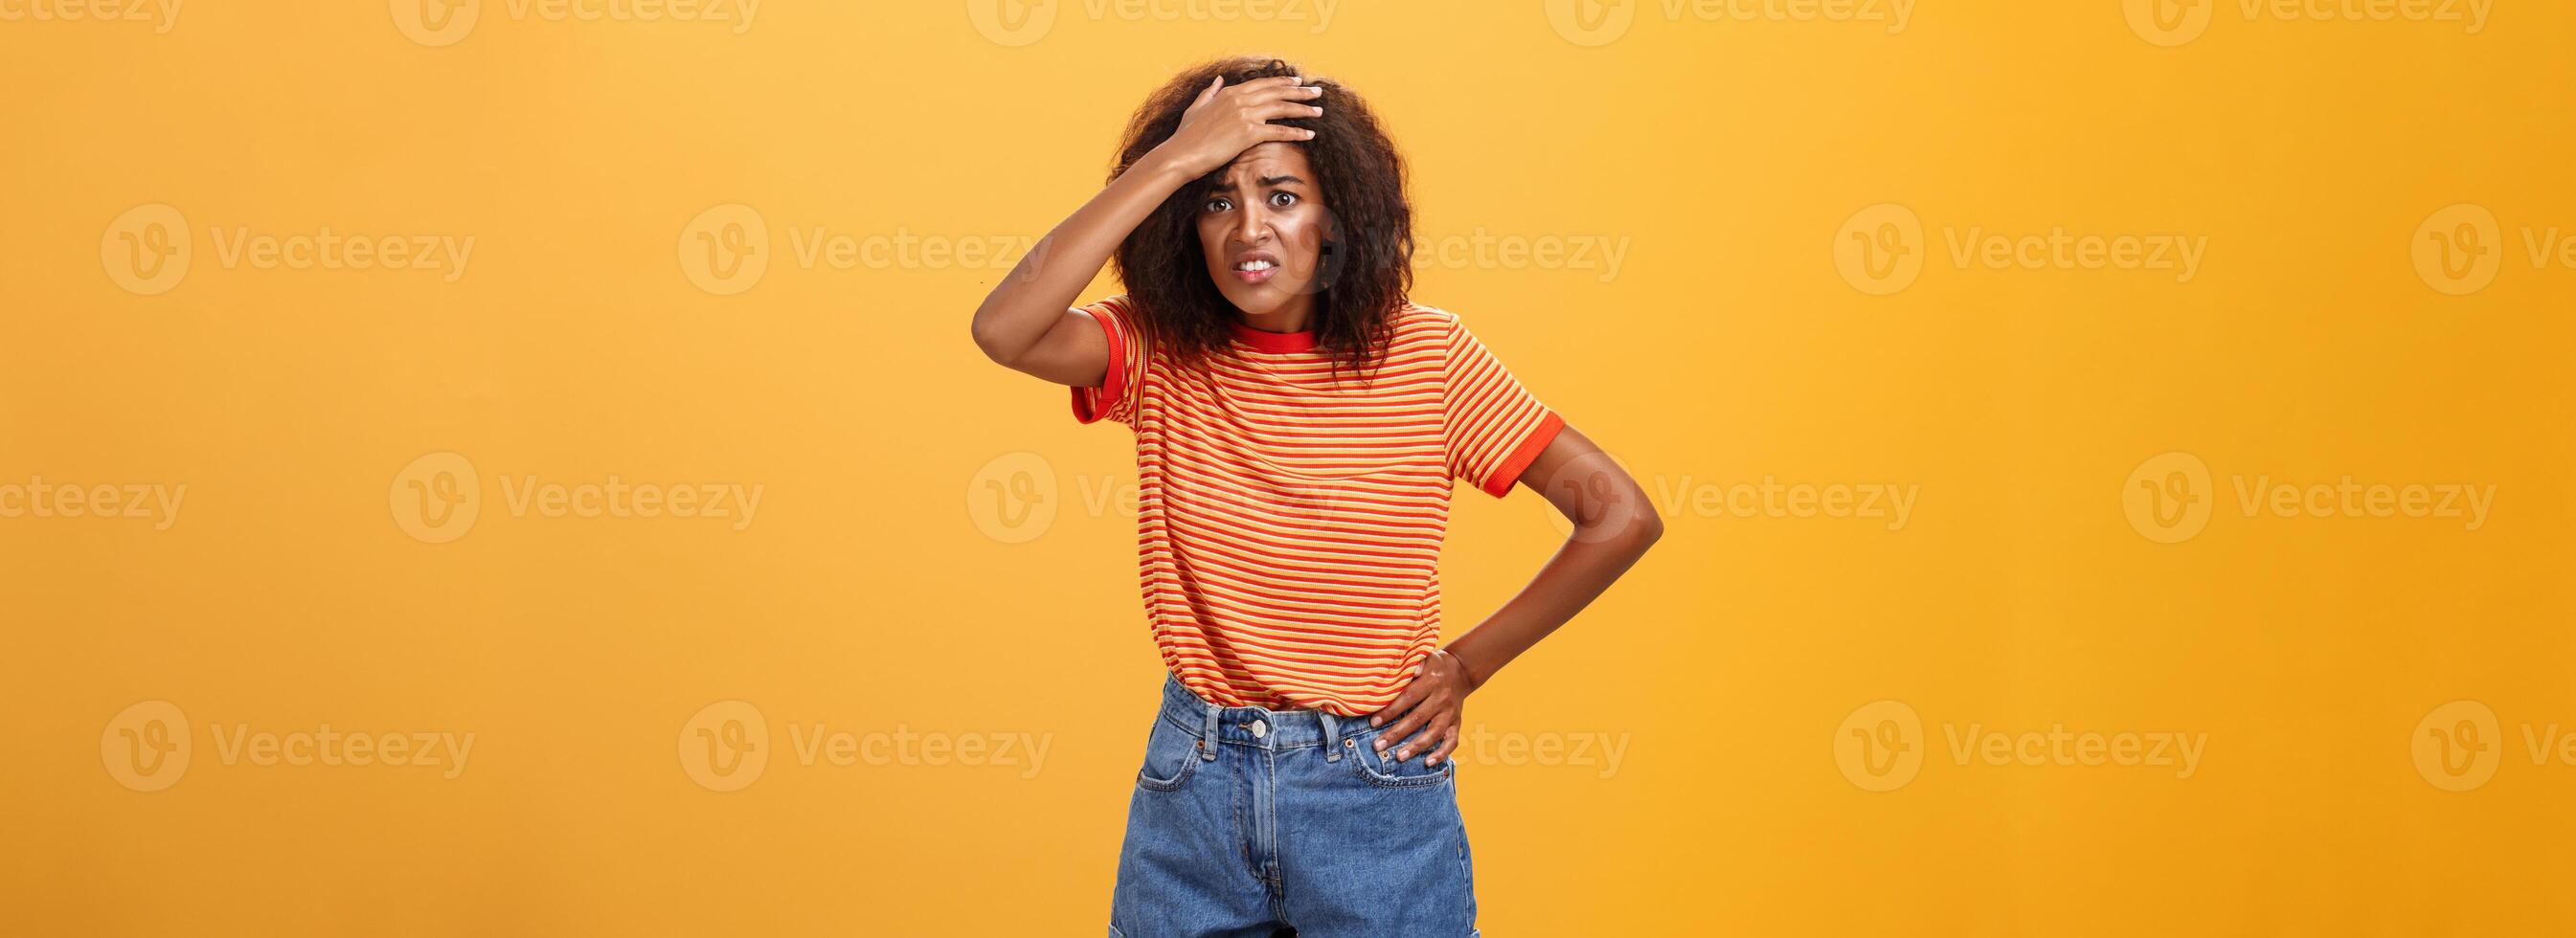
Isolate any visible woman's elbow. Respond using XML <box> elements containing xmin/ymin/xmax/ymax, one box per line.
<box><xmin>969</xmin><ymin>310</ymin><xmax>1023</xmax><ymax>368</ymax></box>
<box><xmin>1574</xmin><ymin>492</ymin><xmax>1662</xmax><ymax>553</ymax></box>
<box><xmin>1621</xmin><ymin>503</ymin><xmax>1665</xmax><ymax>553</ymax></box>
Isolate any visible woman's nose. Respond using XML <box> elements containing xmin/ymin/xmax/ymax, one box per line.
<box><xmin>1233</xmin><ymin>204</ymin><xmax>1271</xmax><ymax>243</ymax></box>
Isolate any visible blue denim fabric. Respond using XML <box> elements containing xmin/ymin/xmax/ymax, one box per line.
<box><xmin>1109</xmin><ymin>673</ymin><xmax>1479</xmax><ymax>937</ymax></box>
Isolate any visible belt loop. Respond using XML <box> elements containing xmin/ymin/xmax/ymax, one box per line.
<box><xmin>1199</xmin><ymin>700</ymin><xmax>1221</xmax><ymax>761</ymax></box>
<box><xmin>1319</xmin><ymin>710</ymin><xmax>1342</xmax><ymax>762</ymax></box>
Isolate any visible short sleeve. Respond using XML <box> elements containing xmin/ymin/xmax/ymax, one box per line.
<box><xmin>1070</xmin><ymin>296</ymin><xmax>1149</xmax><ymax>426</ymax></box>
<box><xmin>1441</xmin><ymin>311</ymin><xmax>1565</xmax><ymax>498</ymax></box>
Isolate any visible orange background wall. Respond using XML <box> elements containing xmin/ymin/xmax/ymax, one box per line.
<box><xmin>5</xmin><ymin>1</ymin><xmax>2571</xmax><ymax>934</ymax></box>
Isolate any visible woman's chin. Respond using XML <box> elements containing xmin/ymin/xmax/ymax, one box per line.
<box><xmin>1215</xmin><ymin>282</ymin><xmax>1314</xmax><ymax>318</ymax></box>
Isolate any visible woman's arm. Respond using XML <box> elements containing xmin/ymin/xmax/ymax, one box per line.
<box><xmin>1371</xmin><ymin>424</ymin><xmax>1662</xmax><ymax>766</ymax></box>
<box><xmin>970</xmin><ymin>75</ymin><xmax>1323</xmax><ymax>386</ymax></box>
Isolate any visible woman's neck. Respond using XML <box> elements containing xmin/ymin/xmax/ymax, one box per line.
<box><xmin>1234</xmin><ymin>296</ymin><xmax>1317</xmax><ymax>334</ymax></box>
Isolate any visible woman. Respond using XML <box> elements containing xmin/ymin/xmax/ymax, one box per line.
<box><xmin>971</xmin><ymin>56</ymin><xmax>1661</xmax><ymax>937</ymax></box>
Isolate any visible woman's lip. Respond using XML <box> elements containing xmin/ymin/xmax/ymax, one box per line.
<box><xmin>1232</xmin><ymin>266</ymin><xmax>1277</xmax><ymax>283</ymax></box>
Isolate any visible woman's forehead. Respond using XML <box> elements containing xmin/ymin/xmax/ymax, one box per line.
<box><xmin>1220</xmin><ymin>143</ymin><xmax>1313</xmax><ymax>178</ymax></box>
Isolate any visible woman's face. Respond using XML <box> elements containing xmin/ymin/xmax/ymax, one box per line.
<box><xmin>1195</xmin><ymin>142</ymin><xmax>1332</xmax><ymax>319</ymax></box>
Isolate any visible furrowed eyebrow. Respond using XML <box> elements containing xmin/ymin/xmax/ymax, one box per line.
<box><xmin>1205</xmin><ymin>174</ymin><xmax>1307</xmax><ymax>196</ymax></box>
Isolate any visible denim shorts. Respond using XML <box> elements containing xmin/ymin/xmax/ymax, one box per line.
<box><xmin>1108</xmin><ymin>673</ymin><xmax>1479</xmax><ymax>937</ymax></box>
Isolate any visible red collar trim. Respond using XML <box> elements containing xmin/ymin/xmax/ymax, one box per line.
<box><xmin>1228</xmin><ymin>319</ymin><xmax>1318</xmax><ymax>352</ymax></box>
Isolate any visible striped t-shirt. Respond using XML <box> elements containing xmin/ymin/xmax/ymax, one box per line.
<box><xmin>1069</xmin><ymin>295</ymin><xmax>1564</xmax><ymax>716</ymax></box>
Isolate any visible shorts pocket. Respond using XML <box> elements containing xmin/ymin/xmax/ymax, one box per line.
<box><xmin>1135</xmin><ymin>715</ymin><xmax>1202</xmax><ymax>793</ymax></box>
<box><xmin>1342</xmin><ymin>724</ymin><xmax>1455</xmax><ymax>789</ymax></box>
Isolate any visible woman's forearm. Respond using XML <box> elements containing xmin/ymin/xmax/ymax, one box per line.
<box><xmin>970</xmin><ymin>149</ymin><xmax>1191</xmax><ymax>368</ymax></box>
<box><xmin>1443</xmin><ymin>513</ymin><xmax>1661</xmax><ymax>692</ymax></box>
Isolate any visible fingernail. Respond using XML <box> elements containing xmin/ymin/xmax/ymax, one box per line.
<box><xmin>1373</xmin><ymin>739</ymin><xmax>1386</xmax><ymax>750</ymax></box>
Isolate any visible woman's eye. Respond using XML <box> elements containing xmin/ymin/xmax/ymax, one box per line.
<box><xmin>1267</xmin><ymin>191</ymin><xmax>1298</xmax><ymax>209</ymax></box>
<box><xmin>1203</xmin><ymin>198</ymin><xmax>1232</xmax><ymax>213</ymax></box>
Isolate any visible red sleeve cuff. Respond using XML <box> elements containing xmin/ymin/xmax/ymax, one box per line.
<box><xmin>1480</xmin><ymin>411</ymin><xmax>1565</xmax><ymax>498</ymax></box>
<box><xmin>1069</xmin><ymin>306</ymin><xmax>1127</xmax><ymax>425</ymax></box>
